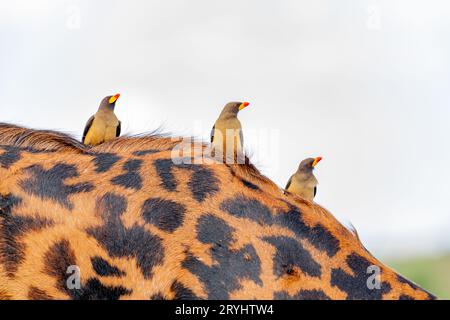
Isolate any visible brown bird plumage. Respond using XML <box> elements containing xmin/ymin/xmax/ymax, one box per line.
<box><xmin>210</xmin><ymin>101</ymin><xmax>249</xmax><ymax>163</ymax></box>
<box><xmin>285</xmin><ymin>157</ymin><xmax>322</xmax><ymax>201</ymax></box>
<box><xmin>82</xmin><ymin>94</ymin><xmax>121</xmax><ymax>146</ymax></box>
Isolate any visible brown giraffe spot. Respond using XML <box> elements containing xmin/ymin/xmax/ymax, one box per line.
<box><xmin>330</xmin><ymin>253</ymin><xmax>392</xmax><ymax>300</ymax></box>
<box><xmin>221</xmin><ymin>196</ymin><xmax>340</xmax><ymax>257</ymax></box>
<box><xmin>87</xmin><ymin>193</ymin><xmax>164</xmax><ymax>279</ymax></box>
<box><xmin>141</xmin><ymin>198</ymin><xmax>186</xmax><ymax>233</ymax></box>
<box><xmin>171</xmin><ymin>281</ymin><xmax>199</xmax><ymax>300</ymax></box>
<box><xmin>132</xmin><ymin>149</ymin><xmax>160</xmax><ymax>156</ymax></box>
<box><xmin>0</xmin><ymin>194</ymin><xmax>53</xmax><ymax>276</ymax></box>
<box><xmin>44</xmin><ymin>239</ymin><xmax>132</xmax><ymax>300</ymax></box>
<box><xmin>91</xmin><ymin>153</ymin><xmax>122</xmax><ymax>173</ymax></box>
<box><xmin>28</xmin><ymin>286</ymin><xmax>53</xmax><ymax>300</ymax></box>
<box><xmin>150</xmin><ymin>292</ymin><xmax>167</xmax><ymax>300</ymax></box>
<box><xmin>263</xmin><ymin>236</ymin><xmax>322</xmax><ymax>278</ymax></box>
<box><xmin>111</xmin><ymin>159</ymin><xmax>143</xmax><ymax>190</ymax></box>
<box><xmin>19</xmin><ymin>163</ymin><xmax>94</xmax><ymax>210</ymax></box>
<box><xmin>91</xmin><ymin>256</ymin><xmax>126</xmax><ymax>277</ymax></box>
<box><xmin>181</xmin><ymin>214</ymin><xmax>262</xmax><ymax>299</ymax></box>
<box><xmin>396</xmin><ymin>274</ymin><xmax>436</xmax><ymax>300</ymax></box>
<box><xmin>0</xmin><ymin>146</ymin><xmax>22</xmax><ymax>168</ymax></box>
<box><xmin>153</xmin><ymin>158</ymin><xmax>219</xmax><ymax>201</ymax></box>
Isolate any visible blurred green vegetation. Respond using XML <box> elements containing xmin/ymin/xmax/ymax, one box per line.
<box><xmin>387</xmin><ymin>254</ymin><xmax>450</xmax><ymax>300</ymax></box>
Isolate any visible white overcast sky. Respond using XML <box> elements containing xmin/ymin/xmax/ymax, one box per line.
<box><xmin>1</xmin><ymin>0</ymin><xmax>449</xmax><ymax>258</ymax></box>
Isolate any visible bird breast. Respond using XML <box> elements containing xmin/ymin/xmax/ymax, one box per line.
<box><xmin>95</xmin><ymin>110</ymin><xmax>119</xmax><ymax>127</ymax></box>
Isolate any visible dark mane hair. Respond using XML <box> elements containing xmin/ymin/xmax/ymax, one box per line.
<box><xmin>0</xmin><ymin>123</ymin><xmax>86</xmax><ymax>152</ymax></box>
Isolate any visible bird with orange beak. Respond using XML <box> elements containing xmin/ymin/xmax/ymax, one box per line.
<box><xmin>210</xmin><ymin>101</ymin><xmax>250</xmax><ymax>163</ymax></box>
<box><xmin>285</xmin><ymin>157</ymin><xmax>322</xmax><ymax>201</ymax></box>
<box><xmin>82</xmin><ymin>94</ymin><xmax>121</xmax><ymax>146</ymax></box>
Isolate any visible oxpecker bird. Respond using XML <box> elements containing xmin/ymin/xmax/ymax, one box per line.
<box><xmin>82</xmin><ymin>94</ymin><xmax>121</xmax><ymax>146</ymax></box>
<box><xmin>285</xmin><ymin>157</ymin><xmax>322</xmax><ymax>201</ymax></box>
<box><xmin>210</xmin><ymin>101</ymin><xmax>250</xmax><ymax>162</ymax></box>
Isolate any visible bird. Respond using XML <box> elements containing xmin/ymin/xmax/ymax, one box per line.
<box><xmin>210</xmin><ymin>101</ymin><xmax>250</xmax><ymax>163</ymax></box>
<box><xmin>285</xmin><ymin>157</ymin><xmax>322</xmax><ymax>201</ymax></box>
<box><xmin>82</xmin><ymin>94</ymin><xmax>121</xmax><ymax>146</ymax></box>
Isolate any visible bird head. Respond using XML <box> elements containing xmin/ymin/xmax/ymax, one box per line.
<box><xmin>299</xmin><ymin>157</ymin><xmax>322</xmax><ymax>172</ymax></box>
<box><xmin>221</xmin><ymin>101</ymin><xmax>250</xmax><ymax>117</ymax></box>
<box><xmin>100</xmin><ymin>93</ymin><xmax>120</xmax><ymax>110</ymax></box>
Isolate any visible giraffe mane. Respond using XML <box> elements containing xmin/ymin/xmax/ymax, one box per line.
<box><xmin>0</xmin><ymin>123</ymin><xmax>86</xmax><ymax>153</ymax></box>
<box><xmin>0</xmin><ymin>123</ymin><xmax>281</xmax><ymax>191</ymax></box>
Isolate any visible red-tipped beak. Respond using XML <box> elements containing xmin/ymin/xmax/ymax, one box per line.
<box><xmin>312</xmin><ymin>157</ymin><xmax>322</xmax><ymax>167</ymax></box>
<box><xmin>109</xmin><ymin>93</ymin><xmax>120</xmax><ymax>104</ymax></box>
<box><xmin>239</xmin><ymin>102</ymin><xmax>250</xmax><ymax>110</ymax></box>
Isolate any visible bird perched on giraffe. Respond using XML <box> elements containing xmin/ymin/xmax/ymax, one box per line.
<box><xmin>82</xmin><ymin>94</ymin><xmax>121</xmax><ymax>146</ymax></box>
<box><xmin>210</xmin><ymin>101</ymin><xmax>250</xmax><ymax>163</ymax></box>
<box><xmin>285</xmin><ymin>157</ymin><xmax>322</xmax><ymax>201</ymax></box>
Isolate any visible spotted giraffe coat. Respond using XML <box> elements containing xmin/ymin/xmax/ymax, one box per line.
<box><xmin>0</xmin><ymin>123</ymin><xmax>436</xmax><ymax>300</ymax></box>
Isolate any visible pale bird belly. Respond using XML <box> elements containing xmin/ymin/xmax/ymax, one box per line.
<box><xmin>104</xmin><ymin>125</ymin><xmax>118</xmax><ymax>142</ymax></box>
<box><xmin>85</xmin><ymin>121</ymin><xmax>111</xmax><ymax>146</ymax></box>
<box><xmin>288</xmin><ymin>180</ymin><xmax>314</xmax><ymax>201</ymax></box>
<box><xmin>213</xmin><ymin>128</ymin><xmax>242</xmax><ymax>155</ymax></box>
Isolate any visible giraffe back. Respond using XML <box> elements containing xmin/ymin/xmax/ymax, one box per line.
<box><xmin>0</xmin><ymin>123</ymin><xmax>436</xmax><ymax>300</ymax></box>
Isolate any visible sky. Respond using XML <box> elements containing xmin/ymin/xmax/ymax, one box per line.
<box><xmin>1</xmin><ymin>0</ymin><xmax>449</xmax><ymax>258</ymax></box>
